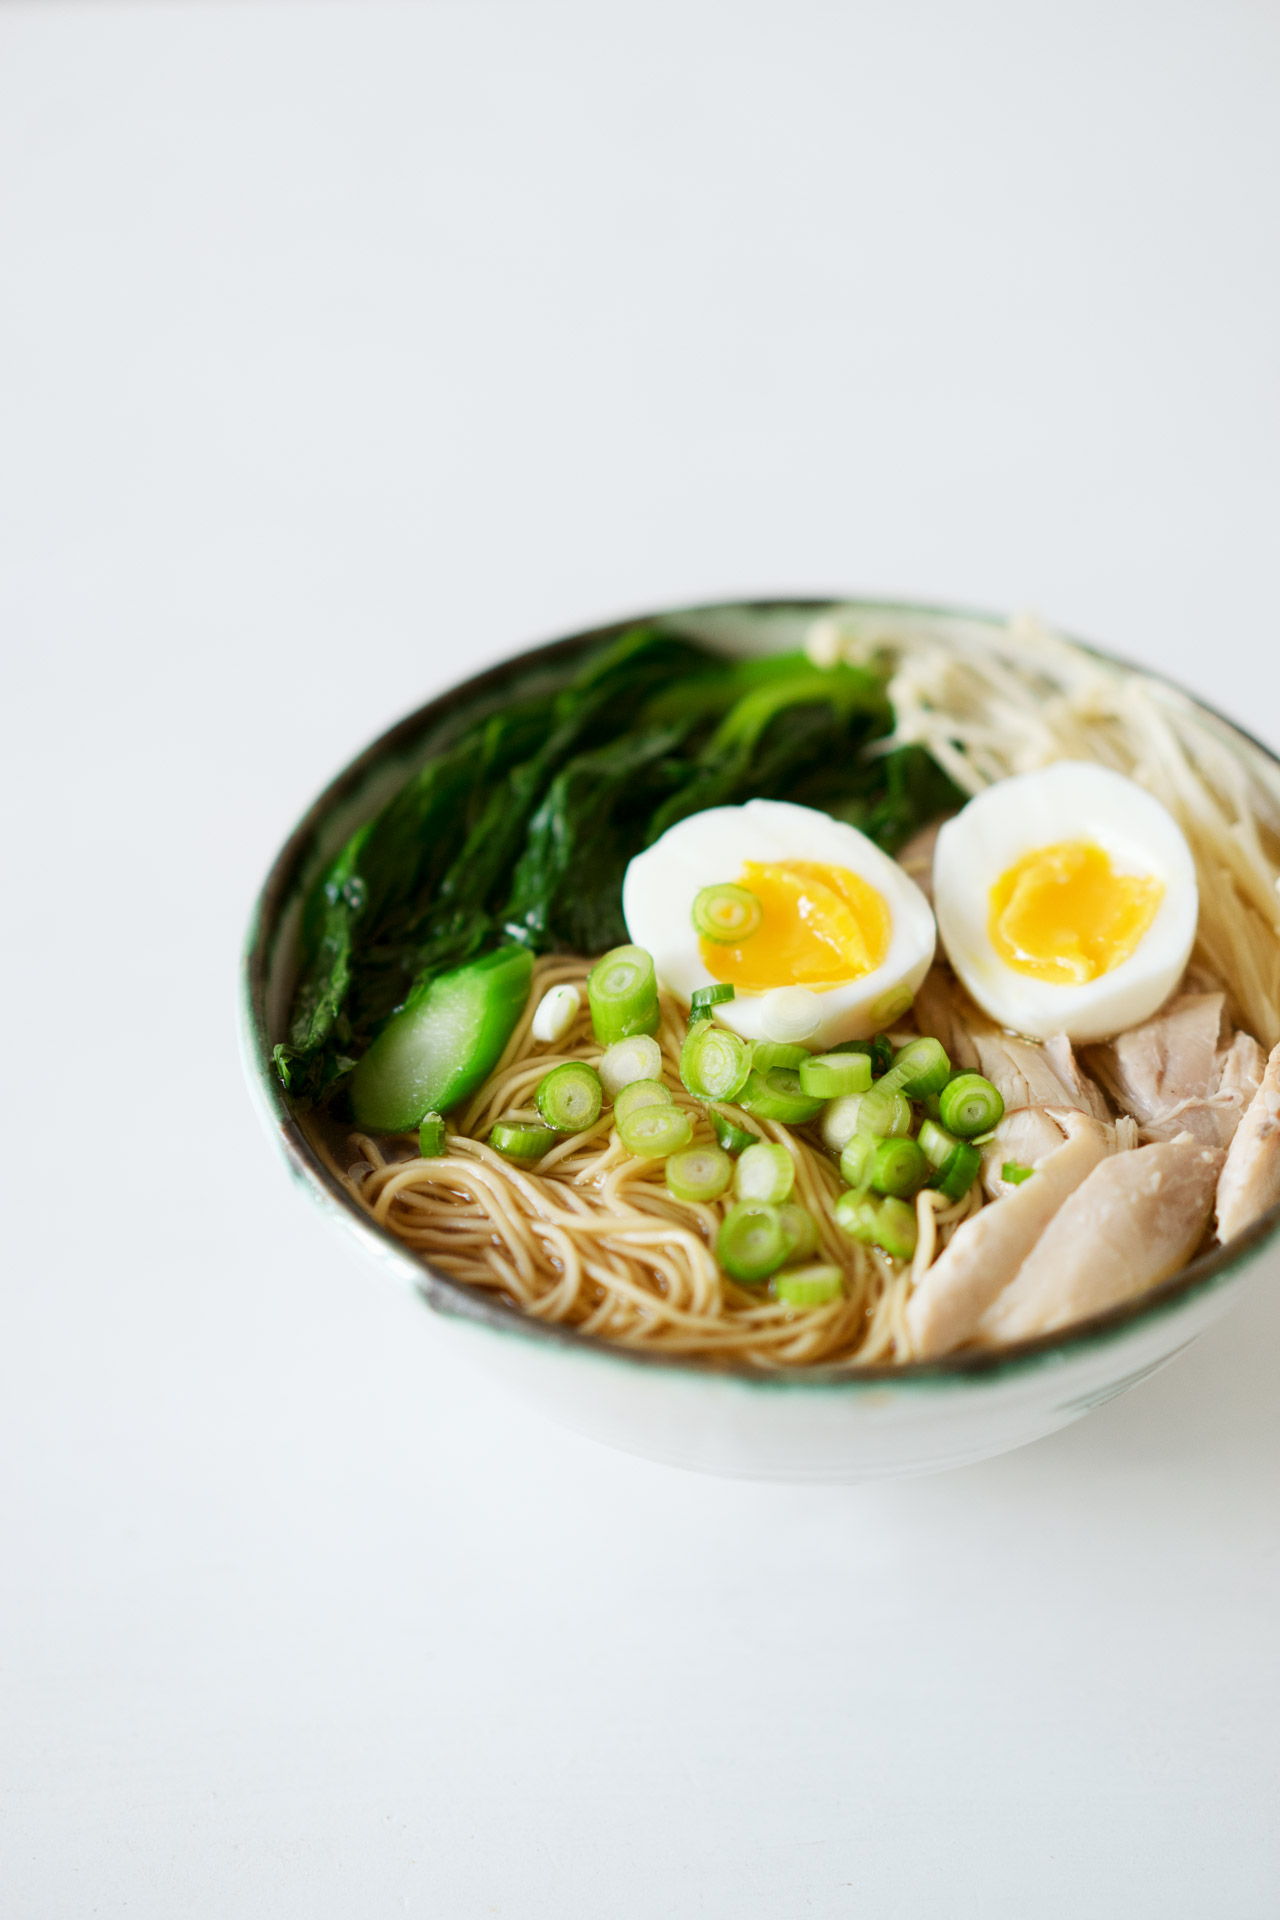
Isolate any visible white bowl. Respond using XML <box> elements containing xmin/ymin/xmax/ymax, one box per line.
<box><xmin>241</xmin><ymin>599</ymin><xmax>1280</xmax><ymax>1481</ymax></box>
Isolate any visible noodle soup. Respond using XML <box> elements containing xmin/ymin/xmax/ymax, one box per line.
<box><xmin>272</xmin><ymin>604</ymin><xmax>1280</xmax><ymax>1372</ymax></box>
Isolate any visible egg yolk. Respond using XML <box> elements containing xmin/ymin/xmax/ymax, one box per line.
<box><xmin>699</xmin><ymin>860</ymin><xmax>892</xmax><ymax>991</ymax></box>
<box><xmin>988</xmin><ymin>841</ymin><xmax>1164</xmax><ymax>985</ymax></box>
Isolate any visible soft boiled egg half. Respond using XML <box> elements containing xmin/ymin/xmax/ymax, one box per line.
<box><xmin>621</xmin><ymin>799</ymin><xmax>936</xmax><ymax>1048</ymax></box>
<box><xmin>932</xmin><ymin>761</ymin><xmax>1198</xmax><ymax>1043</ymax></box>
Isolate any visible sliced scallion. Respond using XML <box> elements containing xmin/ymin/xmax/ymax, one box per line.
<box><xmin>680</xmin><ymin>1023</ymin><xmax>752</xmax><ymax>1102</ymax></box>
<box><xmin>1002</xmin><ymin>1160</ymin><xmax>1035</xmax><ymax>1186</ymax></box>
<box><xmin>832</xmin><ymin>1034</ymin><xmax>892</xmax><ymax>1077</ymax></box>
<box><xmin>835</xmin><ymin>1191</ymin><xmax>918</xmax><ymax>1261</ymax></box>
<box><xmin>933</xmin><ymin>1141</ymin><xmax>982</xmax><ymax>1201</ymax></box>
<box><xmin>773</xmin><ymin>1263</ymin><xmax>844</xmax><ymax>1309</ymax></box>
<box><xmin>751</xmin><ymin>1040</ymin><xmax>811</xmax><ymax>1073</ymax></box>
<box><xmin>488</xmin><ymin>1122</ymin><xmax>559</xmax><ymax>1164</ymax></box>
<box><xmin>530</xmin><ymin>982</ymin><xmax>582</xmax><ymax>1045</ymax></box>
<box><xmin>716</xmin><ymin>1202</ymin><xmax>788</xmax><ymax>1283</ymax></box>
<box><xmin>939</xmin><ymin>1072</ymin><xmax>1005</xmax><ymax>1138</ymax></box>
<box><xmin>889</xmin><ymin>1036</ymin><xmax>951</xmax><ymax>1097</ymax></box>
<box><xmin>665</xmin><ymin>1145</ymin><xmax>733</xmax><ymax>1203</ymax></box>
<box><xmin>709</xmin><ymin>1106</ymin><xmax>759</xmax><ymax>1155</ymax></box>
<box><xmin>587</xmin><ymin>944</ymin><xmax>660</xmax><ymax>1046</ymax></box>
<box><xmin>799</xmin><ymin>1051</ymin><xmax>874</xmax><ymax>1099</ymax></box>
<box><xmin>691</xmin><ymin>983</ymin><xmax>735</xmax><ymax>1012</ymax></box>
<box><xmin>821</xmin><ymin>1093</ymin><xmax>865</xmax><ymax>1153</ymax></box>
<box><xmin>869</xmin><ymin>1135</ymin><xmax>929</xmax><ymax>1198</ymax></box>
<box><xmin>692</xmin><ymin>884</ymin><xmax>763</xmax><ymax>943</ymax></box>
<box><xmin>839</xmin><ymin>1133</ymin><xmax>876</xmax><ymax>1192</ymax></box>
<box><xmin>418</xmin><ymin>1113</ymin><xmax>446</xmax><ymax>1157</ymax></box>
<box><xmin>598</xmin><ymin>1033</ymin><xmax>663</xmax><ymax>1101</ymax></box>
<box><xmin>613</xmin><ymin>1077</ymin><xmax>673</xmax><ymax>1123</ymax></box>
<box><xmin>917</xmin><ymin>1117</ymin><xmax>961</xmax><ymax>1169</ymax></box>
<box><xmin>734</xmin><ymin>1141</ymin><xmax>795</xmax><ymax>1205</ymax></box>
<box><xmin>777</xmin><ymin>1203</ymin><xmax>820</xmax><ymax>1263</ymax></box>
<box><xmin>617</xmin><ymin>1104</ymin><xmax>694</xmax><ymax>1159</ymax></box>
<box><xmin>737</xmin><ymin>1066</ymin><xmax>824</xmax><ymax>1126</ymax></box>
<box><xmin>535</xmin><ymin>1061</ymin><xmax>603</xmax><ymax>1133</ymax></box>
<box><xmin>855</xmin><ymin>1082</ymin><xmax>913</xmax><ymax>1138</ymax></box>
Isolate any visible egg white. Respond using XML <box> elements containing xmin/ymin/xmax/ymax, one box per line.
<box><xmin>932</xmin><ymin>761</ymin><xmax>1198</xmax><ymax>1043</ymax></box>
<box><xmin>621</xmin><ymin>798</ymin><xmax>937</xmax><ymax>1047</ymax></box>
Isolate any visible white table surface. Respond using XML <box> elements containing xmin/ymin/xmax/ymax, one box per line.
<box><xmin>3</xmin><ymin>4</ymin><xmax>1279</xmax><ymax>1914</ymax></box>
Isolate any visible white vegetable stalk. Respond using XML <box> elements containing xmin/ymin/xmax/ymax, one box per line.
<box><xmin>760</xmin><ymin>985</ymin><xmax>822</xmax><ymax>1044</ymax></box>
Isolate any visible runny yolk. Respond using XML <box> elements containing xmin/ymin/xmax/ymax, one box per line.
<box><xmin>699</xmin><ymin>860</ymin><xmax>892</xmax><ymax>991</ymax></box>
<box><xmin>988</xmin><ymin>841</ymin><xmax>1164</xmax><ymax>985</ymax></box>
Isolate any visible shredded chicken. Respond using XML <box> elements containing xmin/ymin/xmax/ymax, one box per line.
<box><xmin>906</xmin><ymin>1110</ymin><xmax>1111</xmax><ymax>1358</ymax></box>
<box><xmin>1216</xmin><ymin>1042</ymin><xmax>1280</xmax><ymax>1242</ymax></box>
<box><xmin>977</xmin><ymin>1135</ymin><xmax>1224</xmax><ymax>1343</ymax></box>
<box><xmin>1085</xmin><ymin>993</ymin><xmax>1262</xmax><ymax>1148</ymax></box>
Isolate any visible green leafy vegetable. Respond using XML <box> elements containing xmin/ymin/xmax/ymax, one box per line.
<box><xmin>275</xmin><ymin>621</ymin><xmax>967</xmax><ymax>1112</ymax></box>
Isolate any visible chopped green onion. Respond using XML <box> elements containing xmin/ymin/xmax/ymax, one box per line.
<box><xmin>737</xmin><ymin>1066</ymin><xmax>824</xmax><ymax>1125</ymax></box>
<box><xmin>691</xmin><ymin>983</ymin><xmax>735</xmax><ymax>1012</ymax></box>
<box><xmin>751</xmin><ymin>1040</ymin><xmax>812</xmax><ymax>1072</ymax></box>
<box><xmin>869</xmin><ymin>1136</ymin><xmax>929</xmax><ymax>1199</ymax></box>
<box><xmin>692</xmin><ymin>884</ymin><xmax>763</xmax><ymax>943</ymax></box>
<box><xmin>832</xmin><ymin>1034</ymin><xmax>893</xmax><ymax>1077</ymax></box>
<box><xmin>536</xmin><ymin>1061</ymin><xmax>603</xmax><ymax>1133</ymax></box>
<box><xmin>734</xmin><ymin>1141</ymin><xmax>795</xmax><ymax>1205</ymax></box>
<box><xmin>665</xmin><ymin>1144</ymin><xmax>733</xmax><ymax>1203</ymax></box>
<box><xmin>488</xmin><ymin>1122</ymin><xmax>559</xmax><ymax>1164</ymax></box>
<box><xmin>934</xmin><ymin>1141</ymin><xmax>983</xmax><ymax>1201</ymax></box>
<box><xmin>587</xmin><ymin>944</ymin><xmax>660</xmax><ymax>1046</ymax></box>
<box><xmin>418</xmin><ymin>1113</ymin><xmax>446</xmax><ymax>1157</ymax></box>
<box><xmin>939</xmin><ymin>1072</ymin><xmax>1005</xmax><ymax>1138</ymax></box>
<box><xmin>856</xmin><ymin>1082</ymin><xmax>913</xmax><ymax>1138</ymax></box>
<box><xmin>717</xmin><ymin>1202</ymin><xmax>788</xmax><ymax>1283</ymax></box>
<box><xmin>889</xmin><ymin>1036</ymin><xmax>951</xmax><ymax>1097</ymax></box>
<box><xmin>917</xmin><ymin>1117</ymin><xmax>961</xmax><ymax>1170</ymax></box>
<box><xmin>821</xmin><ymin>1093</ymin><xmax>865</xmax><ymax>1153</ymax></box>
<box><xmin>835</xmin><ymin>1192</ymin><xmax>918</xmax><ymax>1261</ymax></box>
<box><xmin>598</xmin><ymin>1033</ymin><xmax>663</xmax><ymax>1101</ymax></box>
<box><xmin>680</xmin><ymin>1023</ymin><xmax>752</xmax><ymax>1101</ymax></box>
<box><xmin>772</xmin><ymin>1263</ymin><xmax>844</xmax><ymax>1309</ymax></box>
<box><xmin>617</xmin><ymin>1104</ymin><xmax>694</xmax><ymax>1159</ymax></box>
<box><xmin>613</xmin><ymin>1077</ymin><xmax>672</xmax><ymax>1123</ymax></box>
<box><xmin>1002</xmin><ymin>1160</ymin><xmax>1035</xmax><ymax>1186</ymax></box>
<box><xmin>530</xmin><ymin>982</ymin><xmax>582</xmax><ymax>1045</ymax></box>
<box><xmin>921</xmin><ymin>1092</ymin><xmax>944</xmax><ymax>1123</ymax></box>
<box><xmin>708</xmin><ymin>1106</ymin><xmax>759</xmax><ymax>1154</ymax></box>
<box><xmin>799</xmin><ymin>1051</ymin><xmax>874</xmax><ymax>1099</ymax></box>
<box><xmin>777</xmin><ymin>1203</ymin><xmax>820</xmax><ymax>1263</ymax></box>
<box><xmin>839</xmin><ymin>1133</ymin><xmax>876</xmax><ymax>1191</ymax></box>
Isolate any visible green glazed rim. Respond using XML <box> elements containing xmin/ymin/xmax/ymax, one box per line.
<box><xmin>240</xmin><ymin>597</ymin><xmax>1280</xmax><ymax>1393</ymax></box>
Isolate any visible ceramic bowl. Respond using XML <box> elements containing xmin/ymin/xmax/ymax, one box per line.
<box><xmin>240</xmin><ymin>599</ymin><xmax>1280</xmax><ymax>1481</ymax></box>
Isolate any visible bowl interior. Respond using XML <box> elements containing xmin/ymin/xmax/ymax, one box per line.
<box><xmin>242</xmin><ymin>598</ymin><xmax>1280</xmax><ymax>1392</ymax></box>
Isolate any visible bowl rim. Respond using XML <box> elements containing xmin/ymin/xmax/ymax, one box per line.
<box><xmin>240</xmin><ymin>595</ymin><xmax>1280</xmax><ymax>1393</ymax></box>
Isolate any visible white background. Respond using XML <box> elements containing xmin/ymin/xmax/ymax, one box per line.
<box><xmin>2</xmin><ymin>4</ymin><xmax>1279</xmax><ymax>1914</ymax></box>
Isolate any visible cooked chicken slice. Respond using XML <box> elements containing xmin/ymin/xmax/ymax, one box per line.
<box><xmin>978</xmin><ymin>1135</ymin><xmax>1224</xmax><ymax>1344</ymax></box>
<box><xmin>910</xmin><ymin>967</ymin><xmax>984</xmax><ymax>1070</ymax></box>
<box><xmin>980</xmin><ymin>1107</ymin><xmax>1070</xmax><ymax>1200</ymax></box>
<box><xmin>906</xmin><ymin>1111</ymin><xmax>1111</xmax><ymax>1359</ymax></box>
<box><xmin>1043</xmin><ymin>1033</ymin><xmax>1112</xmax><ymax>1122</ymax></box>
<box><xmin>1217</xmin><ymin>1030</ymin><xmax>1265</xmax><ymax>1116</ymax></box>
<box><xmin>909</xmin><ymin>970</ymin><xmax>1109</xmax><ymax>1123</ymax></box>
<box><xmin>1086</xmin><ymin>993</ymin><xmax>1261</xmax><ymax>1149</ymax></box>
<box><xmin>1216</xmin><ymin>1043</ymin><xmax>1280</xmax><ymax>1242</ymax></box>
